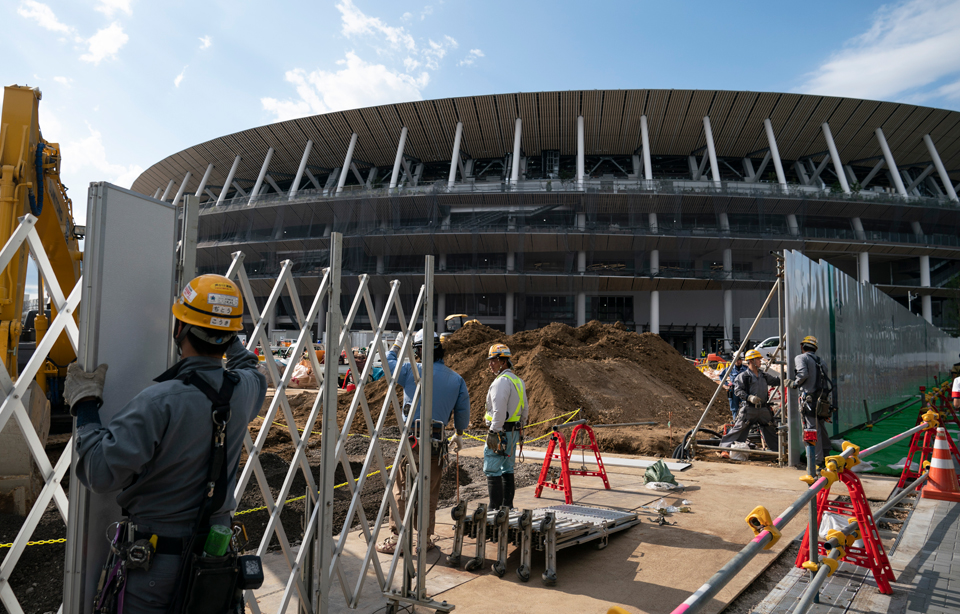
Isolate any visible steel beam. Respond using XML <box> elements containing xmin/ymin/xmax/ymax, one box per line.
<box><xmin>905</xmin><ymin>165</ymin><xmax>935</xmax><ymax>194</ymax></box>
<box><xmin>290</xmin><ymin>140</ymin><xmax>313</xmax><ymax>200</ymax></box>
<box><xmin>448</xmin><ymin>122</ymin><xmax>463</xmax><ymax>188</ymax></box>
<box><xmin>171</xmin><ymin>171</ymin><xmax>191</xmax><ymax>206</ymax></box>
<box><xmin>923</xmin><ymin>134</ymin><xmax>959</xmax><ymax>202</ymax></box>
<box><xmin>860</xmin><ymin>158</ymin><xmax>886</xmax><ymax>189</ymax></box>
<box><xmin>249</xmin><ymin>147</ymin><xmax>274</xmax><ymax>205</ymax></box>
<box><xmin>640</xmin><ymin>115</ymin><xmax>652</xmax><ymax>181</ymax></box>
<box><xmin>763</xmin><ymin>119</ymin><xmax>787</xmax><ymax>186</ymax></box>
<box><xmin>390</xmin><ymin>127</ymin><xmax>409</xmax><ymax>190</ymax></box>
<box><xmin>510</xmin><ymin>118</ymin><xmax>522</xmax><ymax>185</ymax></box>
<box><xmin>875</xmin><ymin>128</ymin><xmax>907</xmax><ymax>196</ymax></box>
<box><xmin>159</xmin><ymin>179</ymin><xmax>175</xmax><ymax>201</ymax></box>
<box><xmin>577</xmin><ymin>116</ymin><xmax>585</xmax><ymax>189</ymax></box>
<box><xmin>194</xmin><ymin>163</ymin><xmax>214</xmax><ymax>198</ymax></box>
<box><xmin>703</xmin><ymin>116</ymin><xmax>720</xmax><ymax>184</ymax></box>
<box><xmin>821</xmin><ymin>122</ymin><xmax>849</xmax><ymax>193</ymax></box>
<box><xmin>217</xmin><ymin>155</ymin><xmax>242</xmax><ymax>205</ymax></box>
<box><xmin>337</xmin><ymin>133</ymin><xmax>358</xmax><ymax>194</ymax></box>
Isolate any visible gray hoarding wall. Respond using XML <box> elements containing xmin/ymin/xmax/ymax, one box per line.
<box><xmin>784</xmin><ymin>250</ymin><xmax>960</xmax><ymax>464</ymax></box>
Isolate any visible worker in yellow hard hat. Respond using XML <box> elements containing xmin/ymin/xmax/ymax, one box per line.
<box><xmin>66</xmin><ymin>274</ymin><xmax>267</xmax><ymax>613</ymax></box>
<box><xmin>784</xmin><ymin>334</ymin><xmax>832</xmax><ymax>465</ymax></box>
<box><xmin>483</xmin><ymin>343</ymin><xmax>528</xmax><ymax>510</ymax></box>
<box><xmin>718</xmin><ymin>348</ymin><xmax>781</xmax><ymax>457</ymax></box>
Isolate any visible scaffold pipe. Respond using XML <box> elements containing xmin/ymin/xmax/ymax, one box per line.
<box><xmin>860</xmin><ymin>422</ymin><xmax>929</xmax><ymax>459</ymax></box>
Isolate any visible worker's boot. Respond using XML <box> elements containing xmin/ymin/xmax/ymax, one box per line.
<box><xmin>502</xmin><ymin>472</ymin><xmax>515</xmax><ymax>509</ymax></box>
<box><xmin>487</xmin><ymin>476</ymin><xmax>503</xmax><ymax>510</ymax></box>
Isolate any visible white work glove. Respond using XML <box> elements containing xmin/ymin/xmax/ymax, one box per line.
<box><xmin>64</xmin><ymin>363</ymin><xmax>108</xmax><ymax>409</ymax></box>
<box><xmin>392</xmin><ymin>332</ymin><xmax>404</xmax><ymax>350</ymax></box>
<box><xmin>747</xmin><ymin>395</ymin><xmax>762</xmax><ymax>407</ymax></box>
<box><xmin>784</xmin><ymin>379</ymin><xmax>797</xmax><ymax>389</ymax></box>
<box><xmin>448</xmin><ymin>433</ymin><xmax>463</xmax><ymax>453</ymax></box>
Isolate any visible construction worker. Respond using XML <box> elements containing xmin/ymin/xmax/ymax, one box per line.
<box><xmin>953</xmin><ymin>353</ymin><xmax>960</xmax><ymax>409</ymax></box>
<box><xmin>785</xmin><ymin>335</ymin><xmax>831</xmax><ymax>465</ymax></box>
<box><xmin>377</xmin><ymin>329</ymin><xmax>470</xmax><ymax>554</ymax></box>
<box><xmin>719</xmin><ymin>348</ymin><xmax>780</xmax><ymax>454</ymax></box>
<box><xmin>721</xmin><ymin>355</ymin><xmax>747</xmax><ymax>420</ymax></box>
<box><xmin>484</xmin><ymin>343</ymin><xmax>528</xmax><ymax>510</ymax></box>
<box><xmin>67</xmin><ymin>275</ymin><xmax>267</xmax><ymax>614</ymax></box>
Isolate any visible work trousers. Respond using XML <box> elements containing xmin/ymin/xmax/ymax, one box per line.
<box><xmin>483</xmin><ymin>430</ymin><xmax>521</xmax><ymax>477</ymax></box>
<box><xmin>728</xmin><ymin>396</ymin><xmax>741</xmax><ymax>420</ymax></box>
<box><xmin>389</xmin><ymin>447</ymin><xmax>444</xmax><ymax>536</ymax></box>
<box><xmin>121</xmin><ymin>553</ymin><xmax>181</xmax><ymax>614</ymax></box>
<box><xmin>719</xmin><ymin>404</ymin><xmax>779</xmax><ymax>452</ymax></box>
<box><xmin>801</xmin><ymin>395</ymin><xmax>831</xmax><ymax>465</ymax></box>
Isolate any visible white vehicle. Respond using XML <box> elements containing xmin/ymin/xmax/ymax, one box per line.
<box><xmin>754</xmin><ymin>336</ymin><xmax>782</xmax><ymax>361</ymax></box>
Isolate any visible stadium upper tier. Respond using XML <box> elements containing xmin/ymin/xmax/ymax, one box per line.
<box><xmin>132</xmin><ymin>89</ymin><xmax>960</xmax><ymax>204</ymax></box>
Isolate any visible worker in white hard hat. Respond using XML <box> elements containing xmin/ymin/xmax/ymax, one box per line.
<box><xmin>377</xmin><ymin>328</ymin><xmax>471</xmax><ymax>555</ymax></box>
<box><xmin>484</xmin><ymin>343</ymin><xmax>528</xmax><ymax>510</ymax></box>
<box><xmin>719</xmin><ymin>348</ymin><xmax>781</xmax><ymax>456</ymax></box>
<box><xmin>784</xmin><ymin>335</ymin><xmax>832</xmax><ymax>465</ymax></box>
<box><xmin>66</xmin><ymin>275</ymin><xmax>267</xmax><ymax>614</ymax></box>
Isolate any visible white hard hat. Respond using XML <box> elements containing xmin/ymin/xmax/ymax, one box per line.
<box><xmin>413</xmin><ymin>329</ymin><xmax>439</xmax><ymax>346</ymax></box>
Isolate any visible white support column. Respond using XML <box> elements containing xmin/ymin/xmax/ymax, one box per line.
<box><xmin>217</xmin><ymin>155</ymin><xmax>241</xmax><ymax>205</ymax></box>
<box><xmin>648</xmin><ymin>212</ymin><xmax>658</xmax><ymax>234</ymax></box>
<box><xmin>510</xmin><ymin>118</ymin><xmax>522</xmax><ymax>185</ymax></box>
<box><xmin>851</xmin><ymin>217</ymin><xmax>866</xmax><ymax>240</ymax></box>
<box><xmin>875</xmin><ymin>128</ymin><xmax>907</xmax><ymax>196</ymax></box>
<box><xmin>912</xmin><ymin>221</ymin><xmax>924</xmax><ymax>237</ymax></box>
<box><xmin>448</xmin><ymin>122</ymin><xmax>463</xmax><ymax>188</ymax></box>
<box><xmin>160</xmin><ymin>179</ymin><xmax>175</xmax><ymax>202</ymax></box>
<box><xmin>194</xmin><ymin>164</ymin><xmax>214</xmax><ymax>198</ymax></box>
<box><xmin>723</xmin><ymin>290</ymin><xmax>733</xmax><ymax>352</ymax></box>
<box><xmin>171</xmin><ymin>171</ymin><xmax>191</xmax><ymax>206</ymax></box>
<box><xmin>289</xmin><ymin>140</ymin><xmax>313</xmax><ymax>200</ymax></box>
<box><xmin>821</xmin><ymin>122</ymin><xmax>849</xmax><ymax>193</ymax></box>
<box><xmin>577</xmin><ymin>115</ymin><xmax>585</xmax><ymax>189</ymax></box>
<box><xmin>650</xmin><ymin>249</ymin><xmax>659</xmax><ymax>276</ymax></box>
<box><xmin>506</xmin><ymin>252</ymin><xmax>515</xmax><ymax>272</ymax></box>
<box><xmin>438</xmin><ymin>253</ymin><xmax>446</xmax><ymax>271</ymax></box>
<box><xmin>337</xmin><ymin>133</ymin><xmax>358</xmax><ymax>194</ymax></box>
<box><xmin>920</xmin><ymin>255</ymin><xmax>932</xmax><ymax>323</ymax></box>
<box><xmin>577</xmin><ymin>250</ymin><xmax>586</xmax><ymax>273</ymax></box>
<box><xmin>640</xmin><ymin>115</ymin><xmax>652</xmax><ymax>181</ymax></box>
<box><xmin>376</xmin><ymin>255</ymin><xmax>384</xmax><ymax>275</ymax></box>
<box><xmin>576</xmin><ymin>292</ymin><xmax>586</xmax><ymax>327</ymax></box>
<box><xmin>703</xmin><ymin>116</ymin><xmax>721</xmax><ymax>185</ymax></box>
<box><xmin>436</xmin><ymin>293</ymin><xmax>446</xmax><ymax>334</ymax></box>
<box><xmin>858</xmin><ymin>252</ymin><xmax>870</xmax><ymax>284</ymax></box>
<box><xmin>152</xmin><ymin>187</ymin><xmax>162</xmax><ymax>199</ymax></box>
<box><xmin>576</xmin><ymin>212</ymin><xmax>586</xmax><ymax>231</ymax></box>
<box><xmin>390</xmin><ymin>127</ymin><xmax>409</xmax><ymax>190</ymax></box>
<box><xmin>718</xmin><ymin>212</ymin><xmax>730</xmax><ymax>232</ymax></box>
<box><xmin>249</xmin><ymin>147</ymin><xmax>274</xmax><ymax>205</ymax></box>
<box><xmin>315</xmin><ymin>296</ymin><xmax>326</xmax><ymax>343</ymax></box>
<box><xmin>923</xmin><ymin>134</ymin><xmax>959</xmax><ymax>202</ymax></box>
<box><xmin>505</xmin><ymin>292</ymin><xmax>515</xmax><ymax>335</ymax></box>
<box><xmin>650</xmin><ymin>291</ymin><xmax>660</xmax><ymax>335</ymax></box>
<box><xmin>763</xmin><ymin>119</ymin><xmax>787</xmax><ymax>186</ymax></box>
<box><xmin>723</xmin><ymin>248</ymin><xmax>733</xmax><ymax>278</ymax></box>
<box><xmin>786</xmin><ymin>214</ymin><xmax>799</xmax><ymax>236</ymax></box>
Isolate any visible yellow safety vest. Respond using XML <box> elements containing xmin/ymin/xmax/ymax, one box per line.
<box><xmin>485</xmin><ymin>371</ymin><xmax>525</xmax><ymax>423</ymax></box>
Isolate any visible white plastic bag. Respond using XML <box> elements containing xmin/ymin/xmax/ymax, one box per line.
<box><xmin>729</xmin><ymin>441</ymin><xmax>751</xmax><ymax>461</ymax></box>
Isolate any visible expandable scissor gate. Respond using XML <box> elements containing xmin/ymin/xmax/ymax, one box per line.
<box><xmin>0</xmin><ymin>214</ymin><xmax>81</xmax><ymax>614</ymax></box>
<box><xmin>448</xmin><ymin>503</ymin><xmax>640</xmax><ymax>586</ymax></box>
<box><xmin>223</xmin><ymin>234</ymin><xmax>445</xmax><ymax>613</ymax></box>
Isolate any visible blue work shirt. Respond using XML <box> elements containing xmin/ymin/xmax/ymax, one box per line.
<box><xmin>722</xmin><ymin>362</ymin><xmax>748</xmax><ymax>387</ymax></box>
<box><xmin>386</xmin><ymin>349</ymin><xmax>471</xmax><ymax>432</ymax></box>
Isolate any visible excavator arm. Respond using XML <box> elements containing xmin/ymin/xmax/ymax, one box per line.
<box><xmin>0</xmin><ymin>85</ymin><xmax>82</xmax><ymax>394</ymax></box>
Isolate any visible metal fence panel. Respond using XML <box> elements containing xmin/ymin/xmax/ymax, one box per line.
<box><xmin>784</xmin><ymin>250</ymin><xmax>960</xmax><ymax>464</ymax></box>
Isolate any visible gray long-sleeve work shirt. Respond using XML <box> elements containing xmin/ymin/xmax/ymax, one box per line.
<box><xmin>734</xmin><ymin>368</ymin><xmax>781</xmax><ymax>405</ymax></box>
<box><xmin>75</xmin><ymin>338</ymin><xmax>267</xmax><ymax>536</ymax></box>
<box><xmin>794</xmin><ymin>351</ymin><xmax>822</xmax><ymax>394</ymax></box>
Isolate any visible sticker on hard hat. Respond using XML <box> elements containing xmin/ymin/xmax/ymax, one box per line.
<box><xmin>211</xmin><ymin>282</ymin><xmax>234</xmax><ymax>290</ymax></box>
<box><xmin>182</xmin><ymin>284</ymin><xmax>197</xmax><ymax>303</ymax></box>
<box><xmin>208</xmin><ymin>293</ymin><xmax>239</xmax><ymax>307</ymax></box>
<box><xmin>210</xmin><ymin>317</ymin><xmax>231</xmax><ymax>328</ymax></box>
<box><xmin>211</xmin><ymin>304</ymin><xmax>233</xmax><ymax>315</ymax></box>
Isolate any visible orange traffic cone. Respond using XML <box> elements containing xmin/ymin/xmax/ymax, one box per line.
<box><xmin>922</xmin><ymin>427</ymin><xmax>960</xmax><ymax>502</ymax></box>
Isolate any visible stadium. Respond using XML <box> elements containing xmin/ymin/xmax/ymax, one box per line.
<box><xmin>131</xmin><ymin>89</ymin><xmax>960</xmax><ymax>355</ymax></box>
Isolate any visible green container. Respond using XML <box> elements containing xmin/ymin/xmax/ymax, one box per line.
<box><xmin>203</xmin><ymin>525</ymin><xmax>232</xmax><ymax>557</ymax></box>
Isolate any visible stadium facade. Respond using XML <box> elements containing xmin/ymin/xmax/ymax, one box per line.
<box><xmin>132</xmin><ymin>89</ymin><xmax>960</xmax><ymax>356</ymax></box>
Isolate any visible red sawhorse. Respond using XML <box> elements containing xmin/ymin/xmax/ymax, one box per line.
<box><xmin>534</xmin><ymin>421</ymin><xmax>610</xmax><ymax>504</ymax></box>
<box><xmin>896</xmin><ymin>411</ymin><xmax>960</xmax><ymax>492</ymax></box>
<box><xmin>796</xmin><ymin>447</ymin><xmax>895</xmax><ymax>594</ymax></box>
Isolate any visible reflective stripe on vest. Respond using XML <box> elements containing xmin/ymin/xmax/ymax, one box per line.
<box><xmin>484</xmin><ymin>371</ymin><xmax>525</xmax><ymax>423</ymax></box>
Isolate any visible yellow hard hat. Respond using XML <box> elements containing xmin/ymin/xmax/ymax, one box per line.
<box><xmin>745</xmin><ymin>349</ymin><xmax>762</xmax><ymax>361</ymax></box>
<box><xmin>172</xmin><ymin>274</ymin><xmax>244</xmax><ymax>333</ymax></box>
<box><xmin>488</xmin><ymin>343</ymin><xmax>512</xmax><ymax>360</ymax></box>
<box><xmin>801</xmin><ymin>335</ymin><xmax>818</xmax><ymax>350</ymax></box>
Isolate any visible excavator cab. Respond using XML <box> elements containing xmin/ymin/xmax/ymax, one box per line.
<box><xmin>440</xmin><ymin>314</ymin><xmax>480</xmax><ymax>344</ymax></box>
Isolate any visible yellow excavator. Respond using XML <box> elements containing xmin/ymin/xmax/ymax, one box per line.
<box><xmin>0</xmin><ymin>84</ymin><xmax>83</xmax><ymax>430</ymax></box>
<box><xmin>440</xmin><ymin>313</ymin><xmax>481</xmax><ymax>344</ymax></box>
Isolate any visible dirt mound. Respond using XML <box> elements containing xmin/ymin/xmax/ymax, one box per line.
<box><xmin>442</xmin><ymin>320</ymin><xmax>724</xmax><ymax>437</ymax></box>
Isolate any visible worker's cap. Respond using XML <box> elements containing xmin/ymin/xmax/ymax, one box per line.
<box><xmin>171</xmin><ymin>274</ymin><xmax>244</xmax><ymax>340</ymax></box>
<box><xmin>744</xmin><ymin>349</ymin><xmax>762</xmax><ymax>361</ymax></box>
<box><xmin>488</xmin><ymin>343</ymin><xmax>512</xmax><ymax>360</ymax></box>
<box><xmin>413</xmin><ymin>329</ymin><xmax>440</xmax><ymax>348</ymax></box>
<box><xmin>801</xmin><ymin>335</ymin><xmax>818</xmax><ymax>350</ymax></box>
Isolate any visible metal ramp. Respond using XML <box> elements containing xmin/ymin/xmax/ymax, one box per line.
<box><xmin>448</xmin><ymin>503</ymin><xmax>640</xmax><ymax>586</ymax></box>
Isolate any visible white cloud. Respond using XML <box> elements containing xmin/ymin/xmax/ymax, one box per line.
<box><xmin>61</xmin><ymin>124</ymin><xmax>143</xmax><ymax>189</ymax></box>
<box><xmin>420</xmin><ymin>5</ymin><xmax>433</xmax><ymax>20</ymax></box>
<box><xmin>403</xmin><ymin>56</ymin><xmax>421</xmax><ymax>71</ymax></box>
<box><xmin>401</xmin><ymin>11</ymin><xmax>412</xmax><ymax>20</ymax></box>
<box><xmin>459</xmin><ymin>48</ymin><xmax>484</xmax><ymax>66</ymax></box>
<box><xmin>199</xmin><ymin>35</ymin><xmax>212</xmax><ymax>50</ymax></box>
<box><xmin>174</xmin><ymin>66</ymin><xmax>187</xmax><ymax>88</ymax></box>
<box><xmin>80</xmin><ymin>22</ymin><xmax>128</xmax><ymax>64</ymax></box>
<box><xmin>261</xmin><ymin>51</ymin><xmax>428</xmax><ymax>121</ymax></box>
<box><xmin>799</xmin><ymin>0</ymin><xmax>960</xmax><ymax>101</ymax></box>
<box><xmin>423</xmin><ymin>36</ymin><xmax>457</xmax><ymax>70</ymax></box>
<box><xmin>17</xmin><ymin>1</ymin><xmax>73</xmax><ymax>34</ymax></box>
<box><xmin>337</xmin><ymin>0</ymin><xmax>416</xmax><ymax>51</ymax></box>
<box><xmin>53</xmin><ymin>76</ymin><xmax>73</xmax><ymax>86</ymax></box>
<box><xmin>95</xmin><ymin>0</ymin><xmax>132</xmax><ymax>17</ymax></box>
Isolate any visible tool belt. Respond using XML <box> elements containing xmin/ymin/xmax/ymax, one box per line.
<box><xmin>502</xmin><ymin>421</ymin><xmax>522</xmax><ymax>432</ymax></box>
<box><xmin>485</xmin><ymin>431</ymin><xmax>510</xmax><ymax>456</ymax></box>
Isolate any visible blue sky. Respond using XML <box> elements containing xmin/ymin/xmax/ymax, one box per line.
<box><xmin>5</xmin><ymin>0</ymin><xmax>960</xmax><ymax>224</ymax></box>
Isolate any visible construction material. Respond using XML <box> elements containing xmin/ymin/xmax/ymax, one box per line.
<box><xmin>535</xmin><ymin>423</ymin><xmax>610</xmax><ymax>504</ymax></box>
<box><xmin>522</xmin><ymin>450</ymin><xmax>691</xmax><ymax>472</ymax></box>
<box><xmin>448</xmin><ymin>503</ymin><xmax>640</xmax><ymax>586</ymax></box>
